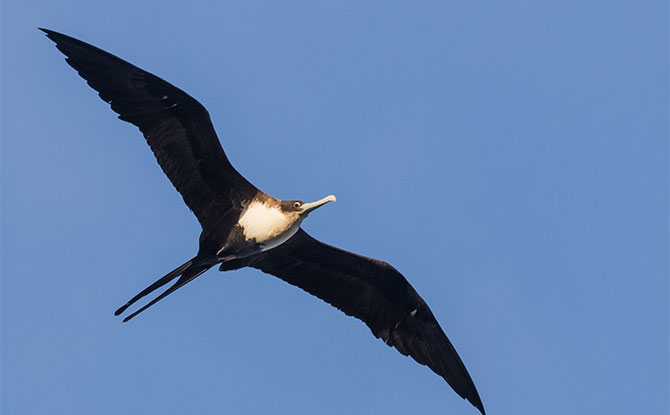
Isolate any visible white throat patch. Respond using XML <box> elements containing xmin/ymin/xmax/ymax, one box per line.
<box><xmin>237</xmin><ymin>201</ymin><xmax>299</xmax><ymax>249</ymax></box>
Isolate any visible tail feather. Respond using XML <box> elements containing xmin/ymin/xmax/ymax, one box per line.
<box><xmin>115</xmin><ymin>258</ymin><xmax>212</xmax><ymax>321</ymax></box>
<box><xmin>114</xmin><ymin>258</ymin><xmax>194</xmax><ymax>316</ymax></box>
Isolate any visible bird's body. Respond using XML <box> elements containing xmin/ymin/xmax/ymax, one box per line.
<box><xmin>42</xmin><ymin>28</ymin><xmax>485</xmax><ymax>414</ymax></box>
<box><xmin>236</xmin><ymin>200</ymin><xmax>299</xmax><ymax>252</ymax></box>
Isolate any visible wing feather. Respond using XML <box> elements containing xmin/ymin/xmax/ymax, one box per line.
<box><xmin>41</xmin><ymin>29</ymin><xmax>258</xmax><ymax>230</ymax></box>
<box><xmin>222</xmin><ymin>229</ymin><xmax>485</xmax><ymax>414</ymax></box>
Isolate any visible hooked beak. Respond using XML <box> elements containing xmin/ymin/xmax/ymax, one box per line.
<box><xmin>301</xmin><ymin>195</ymin><xmax>336</xmax><ymax>215</ymax></box>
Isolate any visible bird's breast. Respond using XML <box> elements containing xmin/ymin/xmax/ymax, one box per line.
<box><xmin>237</xmin><ymin>201</ymin><xmax>300</xmax><ymax>251</ymax></box>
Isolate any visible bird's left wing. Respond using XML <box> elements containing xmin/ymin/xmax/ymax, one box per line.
<box><xmin>221</xmin><ymin>229</ymin><xmax>485</xmax><ymax>414</ymax></box>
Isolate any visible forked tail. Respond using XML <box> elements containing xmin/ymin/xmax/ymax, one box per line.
<box><xmin>114</xmin><ymin>257</ymin><xmax>214</xmax><ymax>322</ymax></box>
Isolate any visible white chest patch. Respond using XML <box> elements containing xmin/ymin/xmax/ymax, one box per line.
<box><xmin>237</xmin><ymin>201</ymin><xmax>300</xmax><ymax>250</ymax></box>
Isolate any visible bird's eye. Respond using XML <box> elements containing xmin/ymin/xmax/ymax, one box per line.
<box><xmin>293</xmin><ymin>201</ymin><xmax>301</xmax><ymax>209</ymax></box>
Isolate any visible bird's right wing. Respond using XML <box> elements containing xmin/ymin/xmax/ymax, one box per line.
<box><xmin>222</xmin><ymin>229</ymin><xmax>485</xmax><ymax>414</ymax></box>
<box><xmin>41</xmin><ymin>29</ymin><xmax>259</xmax><ymax>230</ymax></box>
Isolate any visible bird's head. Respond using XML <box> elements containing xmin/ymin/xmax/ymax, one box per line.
<box><xmin>281</xmin><ymin>195</ymin><xmax>336</xmax><ymax>218</ymax></box>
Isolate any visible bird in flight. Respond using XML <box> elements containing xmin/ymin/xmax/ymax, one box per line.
<box><xmin>42</xmin><ymin>28</ymin><xmax>485</xmax><ymax>414</ymax></box>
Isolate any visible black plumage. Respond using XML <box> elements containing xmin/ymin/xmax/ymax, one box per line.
<box><xmin>42</xmin><ymin>28</ymin><xmax>485</xmax><ymax>414</ymax></box>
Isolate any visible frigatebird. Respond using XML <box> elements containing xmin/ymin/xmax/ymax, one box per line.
<box><xmin>42</xmin><ymin>28</ymin><xmax>485</xmax><ymax>414</ymax></box>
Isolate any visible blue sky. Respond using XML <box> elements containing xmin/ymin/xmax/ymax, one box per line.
<box><xmin>2</xmin><ymin>1</ymin><xmax>668</xmax><ymax>414</ymax></box>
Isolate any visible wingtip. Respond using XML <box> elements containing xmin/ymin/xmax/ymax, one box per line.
<box><xmin>465</xmin><ymin>392</ymin><xmax>485</xmax><ymax>415</ymax></box>
<box><xmin>38</xmin><ymin>27</ymin><xmax>55</xmax><ymax>37</ymax></box>
<box><xmin>39</xmin><ymin>28</ymin><xmax>75</xmax><ymax>45</ymax></box>
<box><xmin>39</xmin><ymin>28</ymin><xmax>64</xmax><ymax>45</ymax></box>
<box><xmin>466</xmin><ymin>389</ymin><xmax>485</xmax><ymax>415</ymax></box>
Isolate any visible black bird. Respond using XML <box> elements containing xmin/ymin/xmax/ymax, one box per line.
<box><xmin>42</xmin><ymin>28</ymin><xmax>485</xmax><ymax>414</ymax></box>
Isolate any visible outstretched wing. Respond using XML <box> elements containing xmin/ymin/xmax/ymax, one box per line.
<box><xmin>222</xmin><ymin>229</ymin><xmax>485</xmax><ymax>415</ymax></box>
<box><xmin>41</xmin><ymin>29</ymin><xmax>259</xmax><ymax>231</ymax></box>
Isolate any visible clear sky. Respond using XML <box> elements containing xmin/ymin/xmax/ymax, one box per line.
<box><xmin>2</xmin><ymin>1</ymin><xmax>668</xmax><ymax>414</ymax></box>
